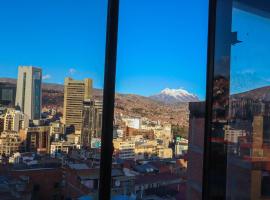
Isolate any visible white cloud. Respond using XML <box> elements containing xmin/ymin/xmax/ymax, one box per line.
<box><xmin>239</xmin><ymin>69</ymin><xmax>255</xmax><ymax>75</ymax></box>
<box><xmin>69</xmin><ymin>68</ymin><xmax>76</xmax><ymax>75</ymax></box>
<box><xmin>42</xmin><ymin>74</ymin><xmax>51</xmax><ymax>80</ymax></box>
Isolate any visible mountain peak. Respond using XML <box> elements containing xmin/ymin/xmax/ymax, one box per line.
<box><xmin>150</xmin><ymin>88</ymin><xmax>199</xmax><ymax>104</ymax></box>
<box><xmin>161</xmin><ymin>88</ymin><xmax>195</xmax><ymax>97</ymax></box>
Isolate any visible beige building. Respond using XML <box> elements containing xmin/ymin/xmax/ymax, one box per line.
<box><xmin>157</xmin><ymin>147</ymin><xmax>173</xmax><ymax>159</ymax></box>
<box><xmin>63</xmin><ymin>78</ymin><xmax>92</xmax><ymax>133</ymax></box>
<box><xmin>113</xmin><ymin>138</ymin><xmax>135</xmax><ymax>160</ymax></box>
<box><xmin>4</xmin><ymin>108</ymin><xmax>29</xmax><ymax>132</ymax></box>
<box><xmin>0</xmin><ymin>131</ymin><xmax>22</xmax><ymax>156</ymax></box>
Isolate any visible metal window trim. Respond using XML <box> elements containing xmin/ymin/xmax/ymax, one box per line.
<box><xmin>202</xmin><ymin>0</ymin><xmax>217</xmax><ymax>199</ymax></box>
<box><xmin>98</xmin><ymin>0</ymin><xmax>119</xmax><ymax>200</ymax></box>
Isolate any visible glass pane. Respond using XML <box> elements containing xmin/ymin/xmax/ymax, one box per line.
<box><xmin>209</xmin><ymin>0</ymin><xmax>270</xmax><ymax>199</ymax></box>
<box><xmin>0</xmin><ymin>1</ymin><xmax>107</xmax><ymax>199</ymax></box>
<box><xmin>227</xmin><ymin>1</ymin><xmax>270</xmax><ymax>200</ymax></box>
<box><xmin>113</xmin><ymin>1</ymin><xmax>208</xmax><ymax>199</ymax></box>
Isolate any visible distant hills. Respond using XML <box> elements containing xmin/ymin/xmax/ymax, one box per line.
<box><xmin>0</xmin><ymin>77</ymin><xmax>64</xmax><ymax>92</ymax></box>
<box><xmin>232</xmin><ymin>86</ymin><xmax>270</xmax><ymax>101</ymax></box>
<box><xmin>0</xmin><ymin>78</ymin><xmax>189</xmax><ymax>126</ymax></box>
<box><xmin>3</xmin><ymin>77</ymin><xmax>269</xmax><ymax>126</ymax></box>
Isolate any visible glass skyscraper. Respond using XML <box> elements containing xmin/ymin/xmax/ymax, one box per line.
<box><xmin>15</xmin><ymin>66</ymin><xmax>42</xmax><ymax>120</ymax></box>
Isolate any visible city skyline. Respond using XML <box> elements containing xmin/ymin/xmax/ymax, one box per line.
<box><xmin>0</xmin><ymin>0</ymin><xmax>209</xmax><ymax>100</ymax></box>
<box><xmin>1</xmin><ymin>1</ymin><xmax>270</xmax><ymax>99</ymax></box>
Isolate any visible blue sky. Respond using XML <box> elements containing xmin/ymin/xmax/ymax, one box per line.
<box><xmin>0</xmin><ymin>0</ymin><xmax>208</xmax><ymax>99</ymax></box>
<box><xmin>230</xmin><ymin>8</ymin><xmax>270</xmax><ymax>94</ymax></box>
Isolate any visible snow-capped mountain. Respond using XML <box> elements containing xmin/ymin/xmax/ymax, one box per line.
<box><xmin>149</xmin><ymin>88</ymin><xmax>199</xmax><ymax>104</ymax></box>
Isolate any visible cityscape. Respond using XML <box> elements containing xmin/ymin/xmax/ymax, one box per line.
<box><xmin>0</xmin><ymin>66</ymin><xmax>191</xmax><ymax>200</ymax></box>
<box><xmin>0</xmin><ymin>65</ymin><xmax>270</xmax><ymax>200</ymax></box>
<box><xmin>0</xmin><ymin>1</ymin><xmax>270</xmax><ymax>200</ymax></box>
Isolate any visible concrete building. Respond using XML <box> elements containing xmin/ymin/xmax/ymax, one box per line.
<box><xmin>63</xmin><ymin>77</ymin><xmax>92</xmax><ymax>133</ymax></box>
<box><xmin>50</xmin><ymin>141</ymin><xmax>75</xmax><ymax>158</ymax></box>
<box><xmin>4</xmin><ymin>108</ymin><xmax>29</xmax><ymax>132</ymax></box>
<box><xmin>0</xmin><ymin>131</ymin><xmax>22</xmax><ymax>156</ymax></box>
<box><xmin>0</xmin><ymin>114</ymin><xmax>5</xmax><ymax>133</ymax></box>
<box><xmin>81</xmin><ymin>99</ymin><xmax>102</xmax><ymax>147</ymax></box>
<box><xmin>113</xmin><ymin>138</ymin><xmax>135</xmax><ymax>160</ymax></box>
<box><xmin>20</xmin><ymin>126</ymin><xmax>50</xmax><ymax>154</ymax></box>
<box><xmin>157</xmin><ymin>147</ymin><xmax>173</xmax><ymax>159</ymax></box>
<box><xmin>187</xmin><ymin>102</ymin><xmax>205</xmax><ymax>200</ymax></box>
<box><xmin>175</xmin><ymin>137</ymin><xmax>188</xmax><ymax>156</ymax></box>
<box><xmin>122</xmin><ymin>117</ymin><xmax>141</xmax><ymax>129</ymax></box>
<box><xmin>62</xmin><ymin>167</ymin><xmax>135</xmax><ymax>200</ymax></box>
<box><xmin>49</xmin><ymin>121</ymin><xmax>64</xmax><ymax>140</ymax></box>
<box><xmin>15</xmin><ymin>66</ymin><xmax>42</xmax><ymax>120</ymax></box>
<box><xmin>134</xmin><ymin>140</ymin><xmax>158</xmax><ymax>160</ymax></box>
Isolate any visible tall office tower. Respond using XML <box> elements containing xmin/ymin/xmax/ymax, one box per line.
<box><xmin>15</xmin><ymin>66</ymin><xmax>42</xmax><ymax>120</ymax></box>
<box><xmin>81</xmin><ymin>99</ymin><xmax>103</xmax><ymax>147</ymax></box>
<box><xmin>63</xmin><ymin>78</ymin><xmax>92</xmax><ymax>133</ymax></box>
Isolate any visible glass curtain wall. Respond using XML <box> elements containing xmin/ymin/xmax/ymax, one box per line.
<box><xmin>205</xmin><ymin>0</ymin><xmax>270</xmax><ymax>199</ymax></box>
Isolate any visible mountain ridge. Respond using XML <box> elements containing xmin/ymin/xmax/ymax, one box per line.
<box><xmin>0</xmin><ymin>78</ymin><xmax>189</xmax><ymax>126</ymax></box>
<box><xmin>149</xmin><ymin>88</ymin><xmax>199</xmax><ymax>104</ymax></box>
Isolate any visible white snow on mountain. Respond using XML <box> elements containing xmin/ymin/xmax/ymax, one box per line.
<box><xmin>150</xmin><ymin>88</ymin><xmax>199</xmax><ymax>104</ymax></box>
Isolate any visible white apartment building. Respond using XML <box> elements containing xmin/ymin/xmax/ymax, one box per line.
<box><xmin>50</xmin><ymin>141</ymin><xmax>75</xmax><ymax>158</ymax></box>
<box><xmin>122</xmin><ymin>117</ymin><xmax>141</xmax><ymax>129</ymax></box>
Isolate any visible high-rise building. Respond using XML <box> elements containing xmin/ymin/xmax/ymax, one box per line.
<box><xmin>63</xmin><ymin>78</ymin><xmax>92</xmax><ymax>133</ymax></box>
<box><xmin>15</xmin><ymin>66</ymin><xmax>42</xmax><ymax>120</ymax></box>
<box><xmin>0</xmin><ymin>82</ymin><xmax>16</xmax><ymax>107</ymax></box>
<box><xmin>81</xmin><ymin>99</ymin><xmax>102</xmax><ymax>147</ymax></box>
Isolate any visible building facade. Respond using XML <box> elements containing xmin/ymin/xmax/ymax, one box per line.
<box><xmin>63</xmin><ymin>78</ymin><xmax>92</xmax><ymax>133</ymax></box>
<box><xmin>0</xmin><ymin>82</ymin><xmax>16</xmax><ymax>107</ymax></box>
<box><xmin>20</xmin><ymin>126</ymin><xmax>50</xmax><ymax>154</ymax></box>
<box><xmin>81</xmin><ymin>99</ymin><xmax>102</xmax><ymax>147</ymax></box>
<box><xmin>0</xmin><ymin>131</ymin><xmax>22</xmax><ymax>156</ymax></box>
<box><xmin>15</xmin><ymin>66</ymin><xmax>42</xmax><ymax>120</ymax></box>
<box><xmin>113</xmin><ymin>139</ymin><xmax>135</xmax><ymax>160</ymax></box>
<box><xmin>4</xmin><ymin>108</ymin><xmax>29</xmax><ymax>132</ymax></box>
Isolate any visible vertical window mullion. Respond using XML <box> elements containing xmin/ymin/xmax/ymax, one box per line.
<box><xmin>98</xmin><ymin>0</ymin><xmax>120</xmax><ymax>200</ymax></box>
<box><xmin>203</xmin><ymin>0</ymin><xmax>233</xmax><ymax>199</ymax></box>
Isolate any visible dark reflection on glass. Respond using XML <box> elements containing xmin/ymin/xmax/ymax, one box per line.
<box><xmin>227</xmin><ymin>1</ymin><xmax>270</xmax><ymax>199</ymax></box>
<box><xmin>206</xmin><ymin>0</ymin><xmax>270</xmax><ymax>199</ymax></box>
